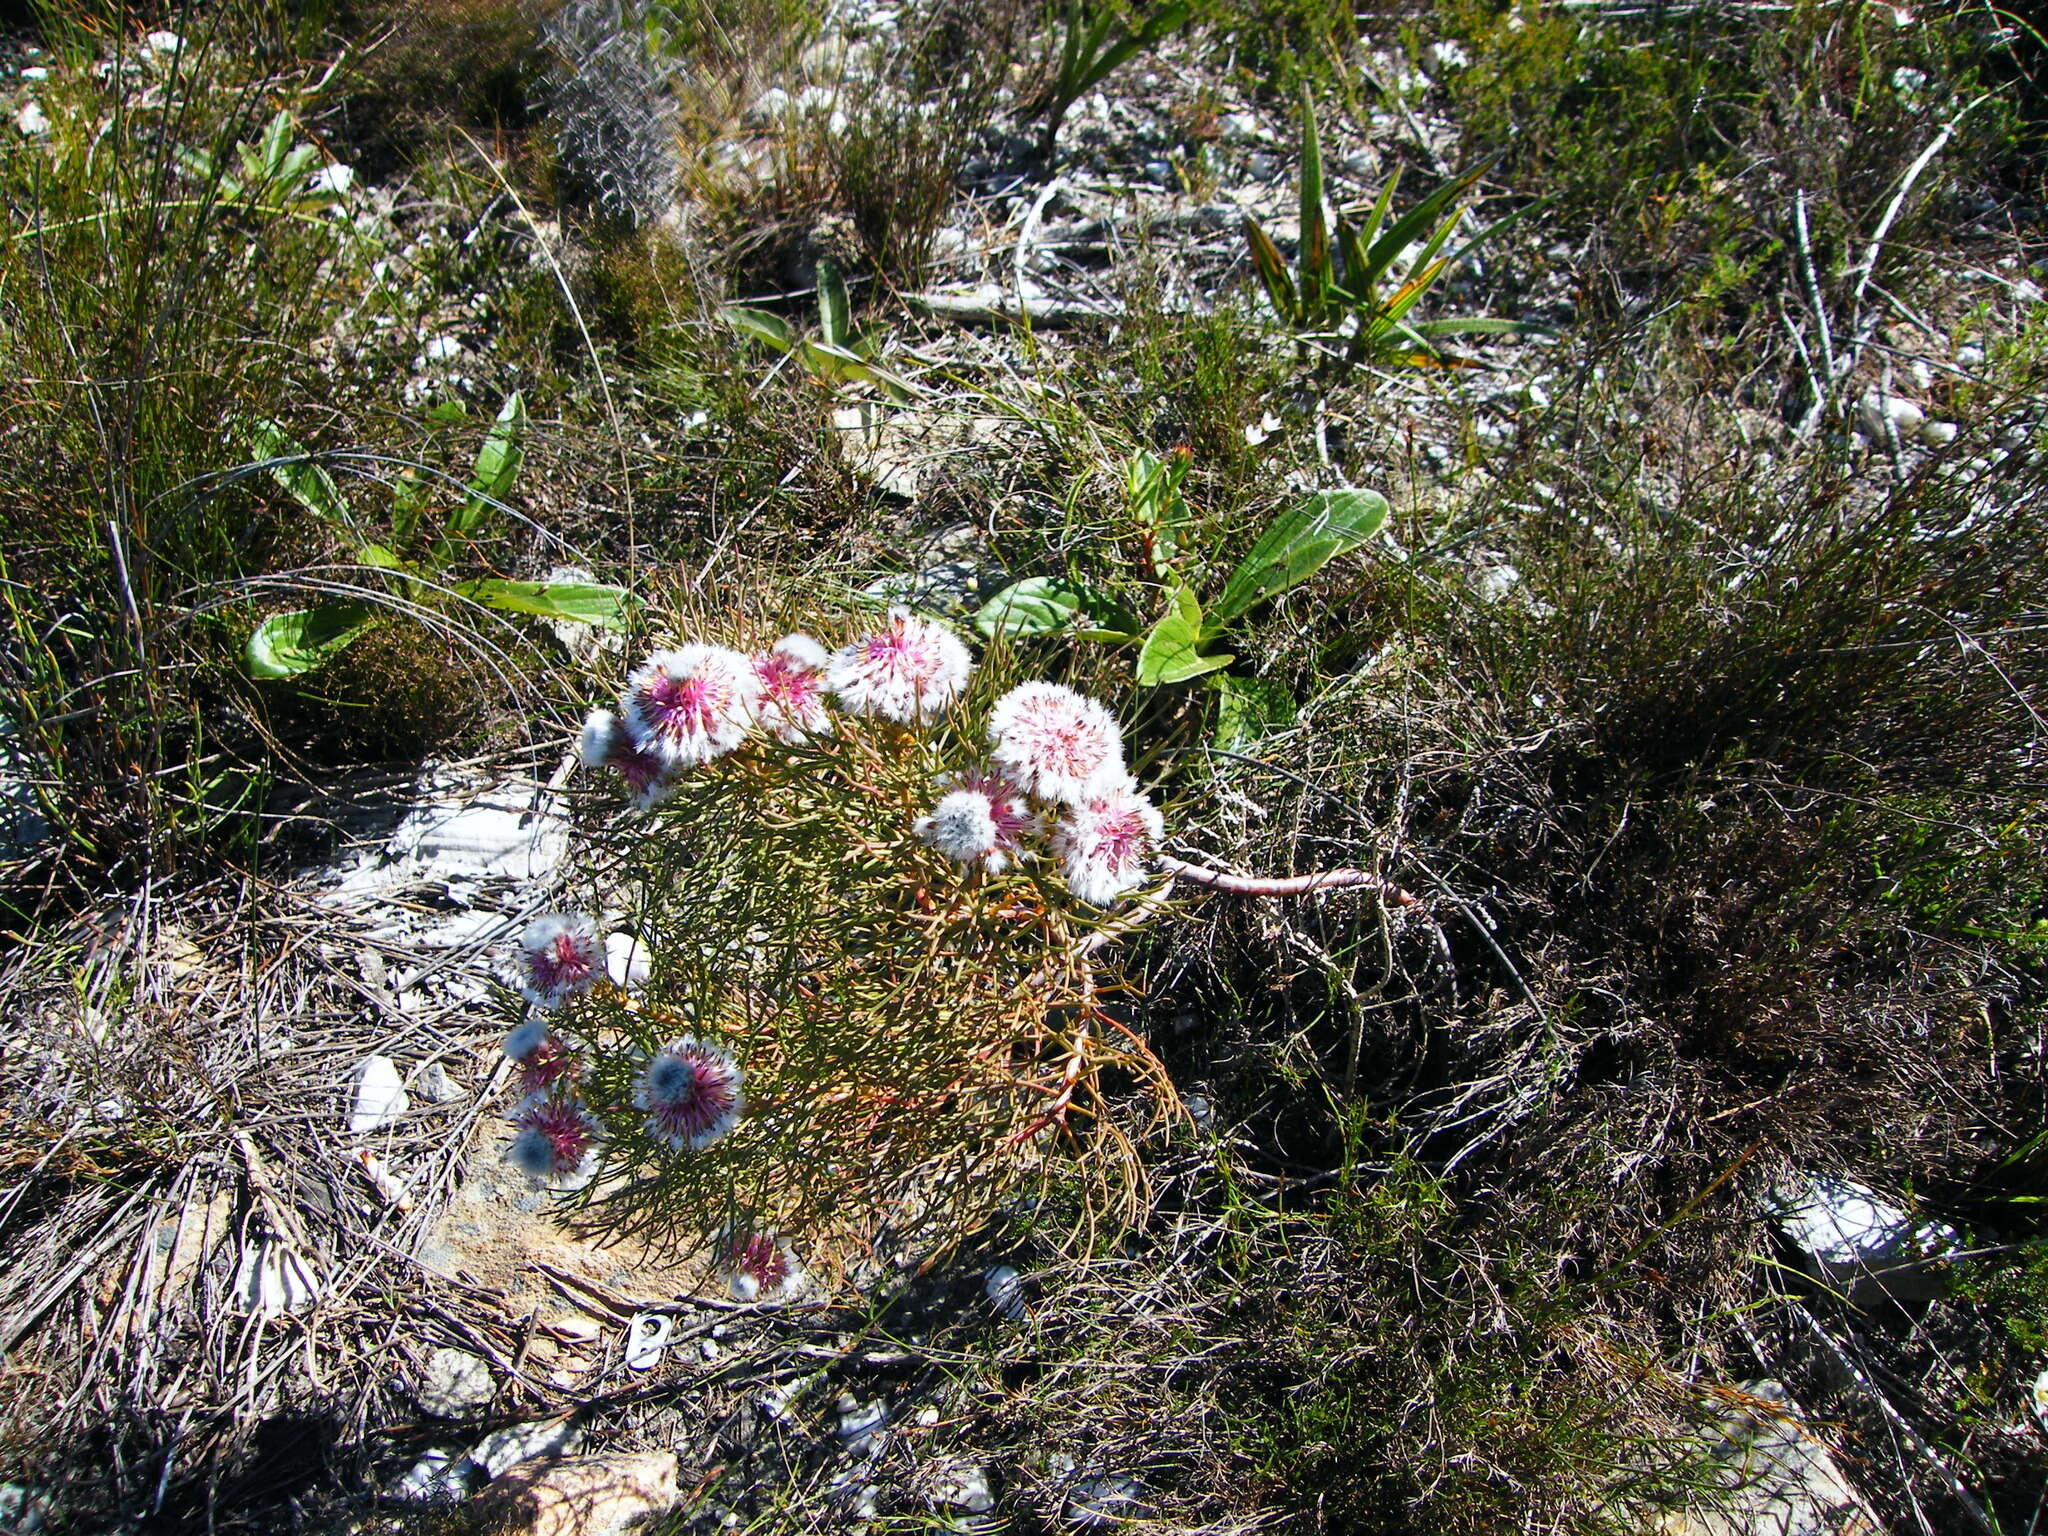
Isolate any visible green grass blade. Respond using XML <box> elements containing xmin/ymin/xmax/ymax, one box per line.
<box><xmin>1296</xmin><ymin>84</ymin><xmax>1327</xmax><ymax>325</ymax></box>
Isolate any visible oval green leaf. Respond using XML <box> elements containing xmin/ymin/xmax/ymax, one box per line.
<box><xmin>244</xmin><ymin>604</ymin><xmax>381</xmax><ymax>679</ymax></box>
<box><xmin>1208</xmin><ymin>488</ymin><xmax>1389</xmax><ymax>631</ymax></box>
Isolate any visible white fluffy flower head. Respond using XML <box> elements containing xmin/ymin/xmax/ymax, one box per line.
<box><xmin>913</xmin><ymin>771</ymin><xmax>1038</xmax><ymax>874</ymax></box>
<box><xmin>987</xmin><ymin>682</ymin><xmax>1127</xmax><ymax>806</ymax></box>
<box><xmin>622</xmin><ymin>645</ymin><xmax>760</xmax><ymax>768</ymax></box>
<box><xmin>517</xmin><ymin>914</ymin><xmax>603</xmax><ymax>1009</ymax></box>
<box><xmin>827</xmin><ymin>608</ymin><xmax>972</xmax><ymax>724</ymax></box>
<box><xmin>1050</xmin><ymin>778</ymin><xmax>1164</xmax><ymax>907</ymax></box>
<box><xmin>580</xmin><ymin>707</ymin><xmax>677</xmax><ymax>809</ymax></box>
<box><xmin>634</xmin><ymin>1036</ymin><xmax>744</xmax><ymax>1151</ymax></box>
<box><xmin>506</xmin><ymin>1092</ymin><xmax>602</xmax><ymax>1185</ymax></box>
<box><xmin>753</xmin><ymin>635</ymin><xmax>835</xmax><ymax>744</ymax></box>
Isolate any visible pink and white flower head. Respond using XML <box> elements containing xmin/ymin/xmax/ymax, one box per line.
<box><xmin>752</xmin><ymin>635</ymin><xmax>834</xmax><ymax>744</ymax></box>
<box><xmin>715</xmin><ymin>1228</ymin><xmax>805</xmax><ymax>1303</ymax></box>
<box><xmin>634</xmin><ymin>1036</ymin><xmax>744</xmax><ymax>1152</ymax></box>
<box><xmin>621</xmin><ymin>645</ymin><xmax>760</xmax><ymax>769</ymax></box>
<box><xmin>987</xmin><ymin>682</ymin><xmax>1127</xmax><ymax>807</ymax></box>
<box><xmin>579</xmin><ymin>707</ymin><xmax>677</xmax><ymax>809</ymax></box>
<box><xmin>913</xmin><ymin>769</ymin><xmax>1038</xmax><ymax>874</ymax></box>
<box><xmin>1049</xmin><ymin>777</ymin><xmax>1164</xmax><ymax>907</ymax></box>
<box><xmin>506</xmin><ymin>1092</ymin><xmax>603</xmax><ymax>1185</ymax></box>
<box><xmin>716</xmin><ymin>1236</ymin><xmax>802</xmax><ymax>1302</ymax></box>
<box><xmin>517</xmin><ymin>914</ymin><xmax>603</xmax><ymax>1010</ymax></box>
<box><xmin>827</xmin><ymin>608</ymin><xmax>973</xmax><ymax>725</ymax></box>
<box><xmin>503</xmin><ymin>1019</ymin><xmax>580</xmax><ymax>1093</ymax></box>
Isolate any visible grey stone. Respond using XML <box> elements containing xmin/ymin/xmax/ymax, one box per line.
<box><xmin>467</xmin><ymin>1416</ymin><xmax>583</xmax><ymax>1478</ymax></box>
<box><xmin>417</xmin><ymin>1346</ymin><xmax>495</xmax><ymax>1417</ymax></box>
<box><xmin>1067</xmin><ymin>1474</ymin><xmax>1152</xmax><ymax>1527</ymax></box>
<box><xmin>1776</xmin><ymin>1175</ymin><xmax>1958</xmax><ymax>1302</ymax></box>
<box><xmin>928</xmin><ymin>1459</ymin><xmax>994</xmax><ymax>1513</ymax></box>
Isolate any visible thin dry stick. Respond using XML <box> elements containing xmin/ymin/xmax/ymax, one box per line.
<box><xmin>1157</xmin><ymin>853</ymin><xmax>1421</xmax><ymax>905</ymax></box>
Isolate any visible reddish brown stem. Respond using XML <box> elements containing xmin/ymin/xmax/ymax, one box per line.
<box><xmin>1156</xmin><ymin>854</ymin><xmax>1421</xmax><ymax>906</ymax></box>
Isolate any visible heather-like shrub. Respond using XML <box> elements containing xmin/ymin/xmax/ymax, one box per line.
<box><xmin>502</xmin><ymin>608</ymin><xmax>1175</xmax><ymax>1266</ymax></box>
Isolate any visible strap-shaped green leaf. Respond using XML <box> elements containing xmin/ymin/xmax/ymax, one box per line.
<box><xmin>1072</xmin><ymin>1</ymin><xmax>1191</xmax><ymax>97</ymax></box>
<box><xmin>453</xmin><ymin>577</ymin><xmax>635</xmax><ymax>631</ymax></box>
<box><xmin>244</xmin><ymin>603</ymin><xmax>380</xmax><ymax>679</ymax></box>
<box><xmin>250</xmin><ymin>419</ymin><xmax>354</xmax><ymax>533</ymax></box>
<box><xmin>444</xmin><ymin>391</ymin><xmax>526</xmax><ymax>543</ymax></box>
<box><xmin>1209</xmin><ymin>489</ymin><xmax>1389</xmax><ymax>630</ymax></box>
<box><xmin>1297</xmin><ymin>84</ymin><xmax>1328</xmax><ymax>326</ymax></box>
<box><xmin>1243</xmin><ymin>216</ymin><xmax>1298</xmax><ymax>325</ymax></box>
<box><xmin>816</xmin><ymin>259</ymin><xmax>851</xmax><ymax>351</ymax></box>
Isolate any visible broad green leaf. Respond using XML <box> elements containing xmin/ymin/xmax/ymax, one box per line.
<box><xmin>250</xmin><ymin>420</ymin><xmax>354</xmax><ymax>532</ymax></box>
<box><xmin>723</xmin><ymin>306</ymin><xmax>797</xmax><ymax>353</ymax></box>
<box><xmin>244</xmin><ymin>604</ymin><xmax>380</xmax><ymax>679</ymax></box>
<box><xmin>1136</xmin><ymin>587</ymin><xmax>1233</xmax><ymax>686</ymax></box>
<box><xmin>454</xmin><ymin>578</ymin><xmax>636</xmax><ymax>631</ymax></box>
<box><xmin>444</xmin><ymin>391</ymin><xmax>526</xmax><ymax>543</ymax></box>
<box><xmin>1209</xmin><ymin>489</ymin><xmax>1389</xmax><ymax>630</ymax></box>
<box><xmin>359</xmin><ymin>543</ymin><xmax>406</xmax><ymax>571</ymax></box>
<box><xmin>975</xmin><ymin>576</ymin><xmax>1135</xmax><ymax>639</ymax></box>
<box><xmin>816</xmin><ymin>259</ymin><xmax>851</xmax><ymax>351</ymax></box>
<box><xmin>1210</xmin><ymin>672</ymin><xmax>1298</xmax><ymax>748</ymax></box>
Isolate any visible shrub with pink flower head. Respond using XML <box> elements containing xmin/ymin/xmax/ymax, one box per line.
<box><xmin>826</xmin><ymin>607</ymin><xmax>972</xmax><ymax>724</ymax></box>
<box><xmin>623</xmin><ymin>644</ymin><xmax>760</xmax><ymax>767</ymax></box>
<box><xmin>987</xmin><ymin>681</ymin><xmax>1128</xmax><ymax>806</ymax></box>
<box><xmin>508</xmin><ymin>617</ymin><xmax>1196</xmax><ymax>1264</ymax></box>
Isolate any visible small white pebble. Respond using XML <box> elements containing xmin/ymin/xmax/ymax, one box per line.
<box><xmin>15</xmin><ymin>100</ymin><xmax>49</xmax><ymax>136</ymax></box>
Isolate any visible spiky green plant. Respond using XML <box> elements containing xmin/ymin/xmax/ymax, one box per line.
<box><xmin>1243</xmin><ymin>86</ymin><xmax>1547</xmax><ymax>367</ymax></box>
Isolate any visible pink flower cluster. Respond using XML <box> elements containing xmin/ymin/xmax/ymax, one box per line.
<box><xmin>502</xmin><ymin>914</ymin><xmax>745</xmax><ymax>1188</ymax></box>
<box><xmin>583</xmin><ymin>609</ymin><xmax>972</xmax><ymax>805</ymax></box>
<box><xmin>913</xmin><ymin>682</ymin><xmax>1164</xmax><ymax>907</ymax></box>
